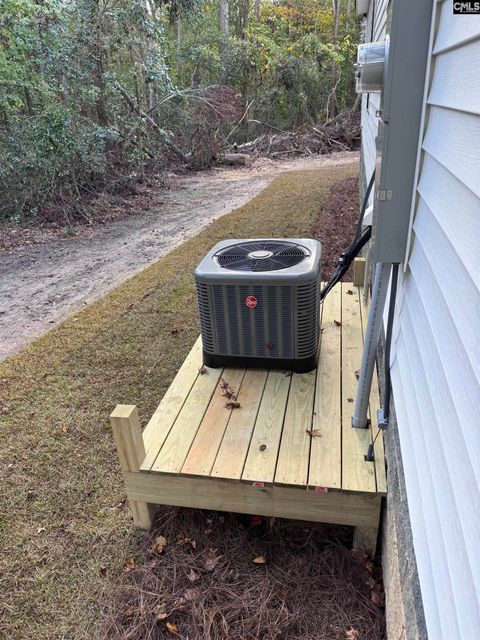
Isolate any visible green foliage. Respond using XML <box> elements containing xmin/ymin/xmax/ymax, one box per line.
<box><xmin>0</xmin><ymin>0</ymin><xmax>359</xmax><ymax>220</ymax></box>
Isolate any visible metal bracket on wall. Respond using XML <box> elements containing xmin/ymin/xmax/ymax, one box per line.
<box><xmin>377</xmin><ymin>189</ymin><xmax>392</xmax><ymax>201</ymax></box>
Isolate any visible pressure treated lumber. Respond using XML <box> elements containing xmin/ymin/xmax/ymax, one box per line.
<box><xmin>241</xmin><ymin>370</ymin><xmax>292</xmax><ymax>484</ymax></box>
<box><xmin>341</xmin><ymin>285</ymin><xmax>376</xmax><ymax>492</ymax></box>
<box><xmin>141</xmin><ymin>336</ymin><xmax>203</xmax><ymax>470</ymax></box>
<box><xmin>110</xmin><ymin>405</ymin><xmax>153</xmax><ymax>530</ymax></box>
<box><xmin>274</xmin><ymin>369</ymin><xmax>316</xmax><ymax>486</ymax></box>
<box><xmin>212</xmin><ymin>369</ymin><xmax>268</xmax><ymax>480</ymax></box>
<box><xmin>181</xmin><ymin>368</ymin><xmax>245</xmax><ymax>476</ymax></box>
<box><xmin>124</xmin><ymin>471</ymin><xmax>382</xmax><ymax>529</ymax></box>
<box><xmin>308</xmin><ymin>284</ymin><xmax>342</xmax><ymax>489</ymax></box>
<box><xmin>151</xmin><ymin>365</ymin><xmax>223</xmax><ymax>473</ymax></box>
<box><xmin>353</xmin><ymin>257</ymin><xmax>366</xmax><ymax>287</ymax></box>
<box><xmin>112</xmin><ymin>283</ymin><xmax>386</xmax><ymax>556</ymax></box>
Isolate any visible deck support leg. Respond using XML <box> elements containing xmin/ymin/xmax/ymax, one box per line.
<box><xmin>110</xmin><ymin>404</ymin><xmax>154</xmax><ymax>530</ymax></box>
<box><xmin>353</xmin><ymin>526</ymin><xmax>379</xmax><ymax>558</ymax></box>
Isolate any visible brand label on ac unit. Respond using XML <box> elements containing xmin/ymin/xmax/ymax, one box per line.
<box><xmin>245</xmin><ymin>296</ymin><xmax>258</xmax><ymax>309</ymax></box>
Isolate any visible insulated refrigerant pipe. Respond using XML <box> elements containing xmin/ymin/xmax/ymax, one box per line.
<box><xmin>352</xmin><ymin>261</ymin><xmax>392</xmax><ymax>429</ymax></box>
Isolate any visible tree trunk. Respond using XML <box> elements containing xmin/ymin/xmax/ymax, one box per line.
<box><xmin>254</xmin><ymin>0</ymin><xmax>260</xmax><ymax>21</ymax></box>
<box><xmin>219</xmin><ymin>0</ymin><xmax>229</xmax><ymax>36</ymax></box>
<box><xmin>328</xmin><ymin>0</ymin><xmax>340</xmax><ymax>120</ymax></box>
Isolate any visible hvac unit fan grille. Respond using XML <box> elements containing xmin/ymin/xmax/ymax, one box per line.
<box><xmin>215</xmin><ymin>240</ymin><xmax>307</xmax><ymax>272</ymax></box>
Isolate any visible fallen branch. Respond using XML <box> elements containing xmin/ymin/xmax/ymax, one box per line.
<box><xmin>112</xmin><ymin>81</ymin><xmax>188</xmax><ymax>162</ymax></box>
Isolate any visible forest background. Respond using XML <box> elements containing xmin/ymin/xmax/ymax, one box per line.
<box><xmin>0</xmin><ymin>0</ymin><xmax>360</xmax><ymax>222</ymax></box>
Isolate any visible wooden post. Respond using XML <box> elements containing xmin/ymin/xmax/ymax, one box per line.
<box><xmin>353</xmin><ymin>257</ymin><xmax>366</xmax><ymax>287</ymax></box>
<box><xmin>353</xmin><ymin>526</ymin><xmax>378</xmax><ymax>557</ymax></box>
<box><xmin>110</xmin><ymin>404</ymin><xmax>154</xmax><ymax>530</ymax></box>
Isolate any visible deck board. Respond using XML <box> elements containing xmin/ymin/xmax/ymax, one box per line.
<box><xmin>181</xmin><ymin>368</ymin><xmax>246</xmax><ymax>476</ymax></box>
<box><xmin>211</xmin><ymin>369</ymin><xmax>268</xmax><ymax>480</ymax></box>
<box><xmin>150</xmin><ymin>365</ymin><xmax>223</xmax><ymax>473</ymax></box>
<box><xmin>143</xmin><ymin>283</ymin><xmax>383</xmax><ymax>497</ymax></box>
<box><xmin>274</xmin><ymin>370</ymin><xmax>316</xmax><ymax>486</ymax></box>
<box><xmin>241</xmin><ymin>370</ymin><xmax>292</xmax><ymax>484</ymax></box>
<box><xmin>141</xmin><ymin>337</ymin><xmax>203</xmax><ymax>470</ymax></box>
<box><xmin>341</xmin><ymin>284</ymin><xmax>376</xmax><ymax>492</ymax></box>
<box><xmin>308</xmin><ymin>285</ymin><xmax>342</xmax><ymax>489</ymax></box>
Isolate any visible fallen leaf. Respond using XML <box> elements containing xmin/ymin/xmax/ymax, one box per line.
<box><xmin>259</xmin><ymin>444</ymin><xmax>267</xmax><ymax>451</ymax></box>
<box><xmin>166</xmin><ymin>621</ymin><xmax>179</xmax><ymax>634</ymax></box>
<box><xmin>220</xmin><ymin>378</ymin><xmax>236</xmax><ymax>400</ymax></box>
<box><xmin>253</xmin><ymin>555</ymin><xmax>266</xmax><ymax>564</ymax></box>
<box><xmin>345</xmin><ymin>627</ymin><xmax>359</xmax><ymax>640</ymax></box>
<box><xmin>183</xmin><ymin>587</ymin><xmax>200</xmax><ymax>601</ymax></box>
<box><xmin>347</xmin><ymin>397</ymin><xmax>354</xmax><ymax>403</ymax></box>
<box><xmin>355</xmin><ymin>369</ymin><xmax>360</xmax><ymax>380</ymax></box>
<box><xmin>176</xmin><ymin>535</ymin><xmax>197</xmax><ymax>549</ymax></box>
<box><xmin>170</xmin><ymin>329</ymin><xmax>179</xmax><ymax>336</ymax></box>
<box><xmin>152</xmin><ymin>535</ymin><xmax>167</xmax><ymax>554</ymax></box>
<box><xmin>123</xmin><ymin>559</ymin><xmax>136</xmax><ymax>574</ymax></box>
<box><xmin>250</xmin><ymin>515</ymin><xmax>263</xmax><ymax>527</ymax></box>
<box><xmin>36</xmin><ymin>527</ymin><xmax>46</xmax><ymax>535</ymax></box>
<box><xmin>334</xmin><ymin>320</ymin><xmax>342</xmax><ymax>326</ymax></box>
<box><xmin>225</xmin><ymin>400</ymin><xmax>241</xmax><ymax>409</ymax></box>
<box><xmin>26</xmin><ymin>490</ymin><xmax>37</xmax><ymax>501</ymax></box>
<box><xmin>155</xmin><ymin>611</ymin><xmax>168</xmax><ymax>621</ymax></box>
<box><xmin>99</xmin><ymin>565</ymin><xmax>107</xmax><ymax>576</ymax></box>
<box><xmin>203</xmin><ymin>548</ymin><xmax>221</xmax><ymax>572</ymax></box>
<box><xmin>198</xmin><ymin>365</ymin><xmax>208</xmax><ymax>375</ymax></box>
<box><xmin>347</xmin><ymin>289</ymin><xmax>354</xmax><ymax>295</ymax></box>
<box><xmin>61</xmin><ymin>424</ymin><xmax>68</xmax><ymax>433</ymax></box>
<box><xmin>187</xmin><ymin>569</ymin><xmax>200</xmax><ymax>583</ymax></box>
<box><xmin>306</xmin><ymin>429</ymin><xmax>322</xmax><ymax>438</ymax></box>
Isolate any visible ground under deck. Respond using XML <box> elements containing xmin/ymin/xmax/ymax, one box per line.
<box><xmin>111</xmin><ymin>283</ymin><xmax>386</xmax><ymax>555</ymax></box>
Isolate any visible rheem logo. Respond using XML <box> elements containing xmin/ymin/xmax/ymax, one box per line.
<box><xmin>245</xmin><ymin>296</ymin><xmax>258</xmax><ymax>309</ymax></box>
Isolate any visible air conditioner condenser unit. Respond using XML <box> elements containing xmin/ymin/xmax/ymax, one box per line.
<box><xmin>194</xmin><ymin>239</ymin><xmax>321</xmax><ymax>373</ymax></box>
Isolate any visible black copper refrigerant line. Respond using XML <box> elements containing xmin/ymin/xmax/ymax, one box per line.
<box><xmin>320</xmin><ymin>171</ymin><xmax>376</xmax><ymax>302</ymax></box>
<box><xmin>383</xmin><ymin>263</ymin><xmax>399</xmax><ymax>424</ymax></box>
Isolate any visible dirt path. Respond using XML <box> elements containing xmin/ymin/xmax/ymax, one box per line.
<box><xmin>0</xmin><ymin>152</ymin><xmax>358</xmax><ymax>359</ymax></box>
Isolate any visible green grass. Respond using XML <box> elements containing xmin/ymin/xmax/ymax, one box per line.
<box><xmin>0</xmin><ymin>163</ymin><xmax>357</xmax><ymax>639</ymax></box>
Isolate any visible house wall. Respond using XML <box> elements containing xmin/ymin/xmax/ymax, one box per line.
<box><xmin>359</xmin><ymin>1</ymin><xmax>480</xmax><ymax>638</ymax></box>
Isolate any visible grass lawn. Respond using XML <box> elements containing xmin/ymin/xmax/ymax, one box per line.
<box><xmin>0</xmin><ymin>163</ymin><xmax>357</xmax><ymax>639</ymax></box>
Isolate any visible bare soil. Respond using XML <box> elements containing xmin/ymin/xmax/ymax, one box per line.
<box><xmin>0</xmin><ymin>152</ymin><xmax>358</xmax><ymax>360</ymax></box>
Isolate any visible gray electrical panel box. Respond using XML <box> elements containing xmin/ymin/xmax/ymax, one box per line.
<box><xmin>372</xmin><ymin>0</ymin><xmax>433</xmax><ymax>264</ymax></box>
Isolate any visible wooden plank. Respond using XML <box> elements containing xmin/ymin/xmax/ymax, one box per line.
<box><xmin>359</xmin><ymin>289</ymin><xmax>387</xmax><ymax>495</ymax></box>
<box><xmin>141</xmin><ymin>337</ymin><xmax>203</xmax><ymax>470</ymax></box>
<box><xmin>353</xmin><ymin>257</ymin><xmax>366</xmax><ymax>287</ymax></box>
<box><xmin>274</xmin><ymin>369</ymin><xmax>316</xmax><ymax>487</ymax></box>
<box><xmin>150</xmin><ymin>365</ymin><xmax>223</xmax><ymax>474</ymax></box>
<box><xmin>181</xmin><ymin>368</ymin><xmax>245</xmax><ymax>477</ymax></box>
<box><xmin>308</xmin><ymin>285</ymin><xmax>342</xmax><ymax>489</ymax></box>
<box><xmin>211</xmin><ymin>369</ymin><xmax>268</xmax><ymax>480</ymax></box>
<box><xmin>110</xmin><ymin>405</ymin><xmax>153</xmax><ymax>529</ymax></box>
<box><xmin>341</xmin><ymin>284</ymin><xmax>376</xmax><ymax>492</ymax></box>
<box><xmin>242</xmin><ymin>370</ymin><xmax>292</xmax><ymax>485</ymax></box>
<box><xmin>124</xmin><ymin>471</ymin><xmax>382</xmax><ymax>528</ymax></box>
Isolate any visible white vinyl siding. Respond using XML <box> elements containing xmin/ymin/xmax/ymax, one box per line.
<box><xmin>360</xmin><ymin>0</ymin><xmax>388</xmax><ymax>203</ymax></box>
<box><xmin>389</xmin><ymin>1</ymin><xmax>480</xmax><ymax>638</ymax></box>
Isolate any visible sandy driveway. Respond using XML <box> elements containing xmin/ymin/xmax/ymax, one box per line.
<box><xmin>0</xmin><ymin>152</ymin><xmax>358</xmax><ymax>359</ymax></box>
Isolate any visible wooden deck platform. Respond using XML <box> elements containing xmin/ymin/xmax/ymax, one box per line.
<box><xmin>111</xmin><ymin>283</ymin><xmax>386</xmax><ymax>556</ymax></box>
